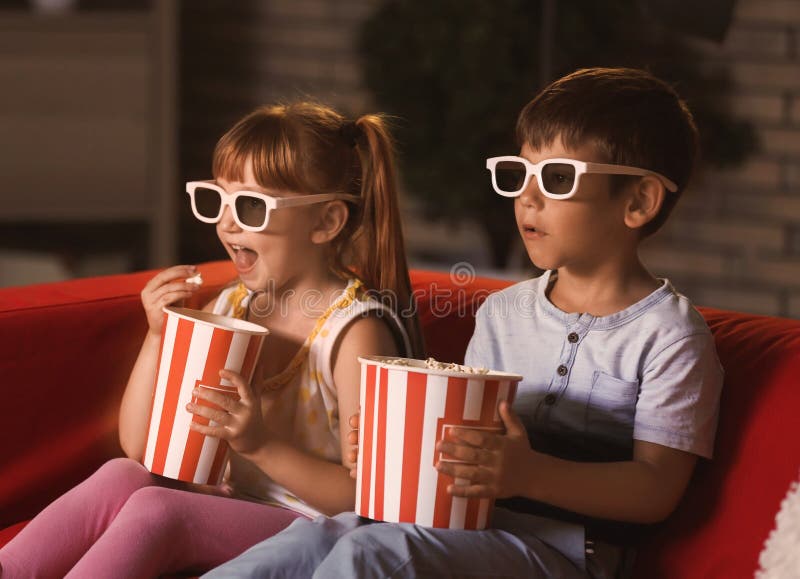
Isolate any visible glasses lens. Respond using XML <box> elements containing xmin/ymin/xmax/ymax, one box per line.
<box><xmin>193</xmin><ymin>186</ymin><xmax>223</xmax><ymax>219</ymax></box>
<box><xmin>493</xmin><ymin>160</ymin><xmax>528</xmax><ymax>194</ymax></box>
<box><xmin>234</xmin><ymin>194</ymin><xmax>268</xmax><ymax>228</ymax></box>
<box><xmin>541</xmin><ymin>163</ymin><xmax>576</xmax><ymax>196</ymax></box>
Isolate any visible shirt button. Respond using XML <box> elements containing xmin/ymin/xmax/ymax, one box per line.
<box><xmin>557</xmin><ymin>364</ymin><xmax>568</xmax><ymax>376</ymax></box>
<box><xmin>544</xmin><ymin>393</ymin><xmax>557</xmax><ymax>405</ymax></box>
<box><xmin>568</xmin><ymin>332</ymin><xmax>579</xmax><ymax>343</ymax></box>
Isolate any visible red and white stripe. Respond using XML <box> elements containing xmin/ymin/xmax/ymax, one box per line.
<box><xmin>356</xmin><ymin>363</ymin><xmax>518</xmax><ymax>530</ymax></box>
<box><xmin>142</xmin><ymin>310</ymin><xmax>264</xmax><ymax>485</ymax></box>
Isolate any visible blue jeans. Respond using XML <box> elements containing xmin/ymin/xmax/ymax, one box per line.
<box><xmin>202</xmin><ymin>509</ymin><xmax>602</xmax><ymax>579</ymax></box>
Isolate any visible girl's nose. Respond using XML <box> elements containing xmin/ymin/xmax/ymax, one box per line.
<box><xmin>218</xmin><ymin>206</ymin><xmax>240</xmax><ymax>232</ymax></box>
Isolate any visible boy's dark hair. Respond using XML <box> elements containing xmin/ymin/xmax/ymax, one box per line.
<box><xmin>516</xmin><ymin>67</ymin><xmax>699</xmax><ymax>236</ymax></box>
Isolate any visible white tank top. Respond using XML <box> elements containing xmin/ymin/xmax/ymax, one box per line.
<box><xmin>212</xmin><ymin>278</ymin><xmax>410</xmax><ymax>517</ymax></box>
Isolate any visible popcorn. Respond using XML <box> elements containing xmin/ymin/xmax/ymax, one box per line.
<box><xmin>383</xmin><ymin>356</ymin><xmax>489</xmax><ymax>375</ymax></box>
<box><xmin>186</xmin><ymin>272</ymin><xmax>203</xmax><ymax>286</ymax></box>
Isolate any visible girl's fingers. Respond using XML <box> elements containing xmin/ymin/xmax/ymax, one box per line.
<box><xmin>189</xmin><ymin>421</ymin><xmax>228</xmax><ymax>440</ymax></box>
<box><xmin>192</xmin><ymin>388</ymin><xmax>237</xmax><ymax>412</ymax></box>
<box><xmin>144</xmin><ymin>265</ymin><xmax>197</xmax><ymax>293</ymax></box>
<box><xmin>151</xmin><ymin>291</ymin><xmax>194</xmax><ymax>312</ymax></box>
<box><xmin>220</xmin><ymin>369</ymin><xmax>253</xmax><ymax>403</ymax></box>
<box><xmin>346</xmin><ymin>429</ymin><xmax>359</xmax><ymax>445</ymax></box>
<box><xmin>186</xmin><ymin>401</ymin><xmax>232</xmax><ymax>425</ymax></box>
<box><xmin>147</xmin><ymin>281</ymin><xmax>199</xmax><ymax>305</ymax></box>
<box><xmin>348</xmin><ymin>413</ymin><xmax>360</xmax><ymax>428</ymax></box>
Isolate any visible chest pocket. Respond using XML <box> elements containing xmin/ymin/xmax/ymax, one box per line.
<box><xmin>584</xmin><ymin>371</ymin><xmax>639</xmax><ymax>447</ymax></box>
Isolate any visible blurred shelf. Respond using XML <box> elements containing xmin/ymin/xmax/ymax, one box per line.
<box><xmin>0</xmin><ymin>1</ymin><xmax>178</xmax><ymax>270</ymax></box>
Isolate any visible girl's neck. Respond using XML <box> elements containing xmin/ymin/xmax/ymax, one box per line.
<box><xmin>547</xmin><ymin>255</ymin><xmax>660</xmax><ymax>317</ymax></box>
<box><xmin>249</xmin><ymin>269</ymin><xmax>348</xmax><ymax>327</ymax></box>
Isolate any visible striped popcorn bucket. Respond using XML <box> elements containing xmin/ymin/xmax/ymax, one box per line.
<box><xmin>356</xmin><ymin>356</ymin><xmax>521</xmax><ymax>530</ymax></box>
<box><xmin>142</xmin><ymin>306</ymin><xmax>268</xmax><ymax>484</ymax></box>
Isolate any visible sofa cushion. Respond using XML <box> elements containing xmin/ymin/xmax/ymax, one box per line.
<box><xmin>633</xmin><ymin>307</ymin><xmax>800</xmax><ymax>578</ymax></box>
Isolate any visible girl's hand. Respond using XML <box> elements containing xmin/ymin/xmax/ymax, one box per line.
<box><xmin>141</xmin><ymin>265</ymin><xmax>200</xmax><ymax>336</ymax></box>
<box><xmin>435</xmin><ymin>401</ymin><xmax>533</xmax><ymax>499</ymax></box>
<box><xmin>345</xmin><ymin>412</ymin><xmax>360</xmax><ymax>479</ymax></box>
<box><xmin>186</xmin><ymin>369</ymin><xmax>269</xmax><ymax>457</ymax></box>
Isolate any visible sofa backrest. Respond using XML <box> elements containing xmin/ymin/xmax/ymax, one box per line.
<box><xmin>2</xmin><ymin>261</ymin><xmax>799</xmax><ymax>579</ymax></box>
<box><xmin>634</xmin><ymin>307</ymin><xmax>800</xmax><ymax>578</ymax></box>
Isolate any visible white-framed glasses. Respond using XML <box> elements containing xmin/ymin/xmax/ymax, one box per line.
<box><xmin>485</xmin><ymin>156</ymin><xmax>678</xmax><ymax>200</ymax></box>
<box><xmin>186</xmin><ymin>181</ymin><xmax>360</xmax><ymax>232</ymax></box>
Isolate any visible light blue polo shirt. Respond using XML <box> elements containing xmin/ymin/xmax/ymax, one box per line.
<box><xmin>465</xmin><ymin>270</ymin><xmax>723</xmax><ymax>464</ymax></box>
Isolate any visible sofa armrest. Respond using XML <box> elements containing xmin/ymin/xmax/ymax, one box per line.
<box><xmin>0</xmin><ymin>261</ymin><xmax>236</xmax><ymax>527</ymax></box>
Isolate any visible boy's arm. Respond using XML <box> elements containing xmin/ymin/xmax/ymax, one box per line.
<box><xmin>438</xmin><ymin>402</ymin><xmax>697</xmax><ymax>524</ymax></box>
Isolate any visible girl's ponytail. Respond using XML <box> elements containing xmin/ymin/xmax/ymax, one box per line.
<box><xmin>351</xmin><ymin>115</ymin><xmax>425</xmax><ymax>359</ymax></box>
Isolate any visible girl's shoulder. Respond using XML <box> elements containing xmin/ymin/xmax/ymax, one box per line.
<box><xmin>310</xmin><ymin>278</ymin><xmax>411</xmax><ymax>380</ymax></box>
<box><xmin>321</xmin><ymin>279</ymin><xmax>406</xmax><ymax>341</ymax></box>
<box><xmin>212</xmin><ymin>280</ymin><xmax>249</xmax><ymax>318</ymax></box>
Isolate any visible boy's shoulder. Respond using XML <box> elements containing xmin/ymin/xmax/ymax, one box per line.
<box><xmin>480</xmin><ymin>275</ymin><xmax>543</xmax><ymax>305</ymax></box>
<box><xmin>476</xmin><ymin>272</ymin><xmax>711</xmax><ymax>338</ymax></box>
<box><xmin>644</xmin><ymin>283</ymin><xmax>709</xmax><ymax>331</ymax></box>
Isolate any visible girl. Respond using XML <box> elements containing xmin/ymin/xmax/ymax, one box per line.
<box><xmin>0</xmin><ymin>102</ymin><xmax>424</xmax><ymax>578</ymax></box>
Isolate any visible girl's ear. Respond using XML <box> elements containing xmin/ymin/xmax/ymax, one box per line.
<box><xmin>624</xmin><ymin>175</ymin><xmax>665</xmax><ymax>230</ymax></box>
<box><xmin>310</xmin><ymin>200</ymin><xmax>349</xmax><ymax>244</ymax></box>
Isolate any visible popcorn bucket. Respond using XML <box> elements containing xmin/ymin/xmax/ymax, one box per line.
<box><xmin>142</xmin><ymin>306</ymin><xmax>268</xmax><ymax>484</ymax></box>
<box><xmin>355</xmin><ymin>356</ymin><xmax>521</xmax><ymax>530</ymax></box>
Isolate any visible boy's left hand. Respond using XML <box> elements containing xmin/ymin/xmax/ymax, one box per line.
<box><xmin>187</xmin><ymin>369</ymin><xmax>268</xmax><ymax>457</ymax></box>
<box><xmin>435</xmin><ymin>401</ymin><xmax>532</xmax><ymax>499</ymax></box>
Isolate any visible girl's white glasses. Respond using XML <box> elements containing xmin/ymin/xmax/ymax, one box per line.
<box><xmin>186</xmin><ymin>181</ymin><xmax>360</xmax><ymax>232</ymax></box>
<box><xmin>485</xmin><ymin>156</ymin><xmax>678</xmax><ymax>200</ymax></box>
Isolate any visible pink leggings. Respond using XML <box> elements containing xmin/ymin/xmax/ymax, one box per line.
<box><xmin>0</xmin><ymin>458</ymin><xmax>305</xmax><ymax>579</ymax></box>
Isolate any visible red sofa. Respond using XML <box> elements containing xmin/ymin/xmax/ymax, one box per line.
<box><xmin>1</xmin><ymin>261</ymin><xmax>799</xmax><ymax>578</ymax></box>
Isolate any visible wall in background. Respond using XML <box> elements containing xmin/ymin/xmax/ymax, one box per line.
<box><xmin>179</xmin><ymin>0</ymin><xmax>379</xmax><ymax>264</ymax></box>
<box><xmin>3</xmin><ymin>0</ymin><xmax>799</xmax><ymax>318</ymax></box>
<box><xmin>193</xmin><ymin>0</ymin><xmax>800</xmax><ymax>316</ymax></box>
<box><xmin>641</xmin><ymin>0</ymin><xmax>800</xmax><ymax>317</ymax></box>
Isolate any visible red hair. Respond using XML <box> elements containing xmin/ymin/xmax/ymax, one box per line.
<box><xmin>212</xmin><ymin>102</ymin><xmax>424</xmax><ymax>358</ymax></box>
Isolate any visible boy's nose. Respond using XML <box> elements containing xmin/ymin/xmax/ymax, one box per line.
<box><xmin>517</xmin><ymin>180</ymin><xmax>545</xmax><ymax>208</ymax></box>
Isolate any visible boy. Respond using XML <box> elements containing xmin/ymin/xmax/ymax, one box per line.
<box><xmin>204</xmin><ymin>67</ymin><xmax>724</xmax><ymax>578</ymax></box>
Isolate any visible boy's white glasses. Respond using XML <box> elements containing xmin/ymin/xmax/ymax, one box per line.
<box><xmin>485</xmin><ymin>156</ymin><xmax>678</xmax><ymax>200</ymax></box>
<box><xmin>186</xmin><ymin>181</ymin><xmax>360</xmax><ymax>232</ymax></box>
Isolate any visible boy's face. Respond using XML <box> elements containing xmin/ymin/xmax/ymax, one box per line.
<box><xmin>514</xmin><ymin>138</ymin><xmax>633</xmax><ymax>272</ymax></box>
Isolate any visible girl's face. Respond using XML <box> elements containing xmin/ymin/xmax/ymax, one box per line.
<box><xmin>215</xmin><ymin>164</ymin><xmax>321</xmax><ymax>292</ymax></box>
<box><xmin>514</xmin><ymin>139</ymin><xmax>632</xmax><ymax>273</ymax></box>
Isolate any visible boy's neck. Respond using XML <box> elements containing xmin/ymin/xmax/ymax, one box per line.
<box><xmin>546</xmin><ymin>256</ymin><xmax>661</xmax><ymax>317</ymax></box>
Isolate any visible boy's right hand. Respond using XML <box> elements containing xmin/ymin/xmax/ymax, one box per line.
<box><xmin>346</xmin><ymin>412</ymin><xmax>359</xmax><ymax>479</ymax></box>
<box><xmin>141</xmin><ymin>265</ymin><xmax>201</xmax><ymax>336</ymax></box>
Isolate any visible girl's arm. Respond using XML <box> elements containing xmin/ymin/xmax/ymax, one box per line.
<box><xmin>118</xmin><ymin>265</ymin><xmax>204</xmax><ymax>460</ymax></box>
<box><xmin>437</xmin><ymin>402</ymin><xmax>697</xmax><ymax>524</ymax></box>
<box><xmin>190</xmin><ymin>314</ymin><xmax>399</xmax><ymax>516</ymax></box>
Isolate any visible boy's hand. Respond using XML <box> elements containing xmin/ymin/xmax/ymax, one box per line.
<box><xmin>141</xmin><ymin>265</ymin><xmax>200</xmax><ymax>336</ymax></box>
<box><xmin>186</xmin><ymin>369</ymin><xmax>269</xmax><ymax>457</ymax></box>
<box><xmin>346</xmin><ymin>412</ymin><xmax>360</xmax><ymax>479</ymax></box>
<box><xmin>435</xmin><ymin>401</ymin><xmax>532</xmax><ymax>499</ymax></box>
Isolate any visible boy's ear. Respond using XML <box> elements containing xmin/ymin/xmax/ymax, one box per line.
<box><xmin>624</xmin><ymin>176</ymin><xmax>665</xmax><ymax>230</ymax></box>
<box><xmin>310</xmin><ymin>200</ymin><xmax>349</xmax><ymax>244</ymax></box>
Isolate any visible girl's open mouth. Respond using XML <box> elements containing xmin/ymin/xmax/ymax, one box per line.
<box><xmin>230</xmin><ymin>243</ymin><xmax>258</xmax><ymax>272</ymax></box>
